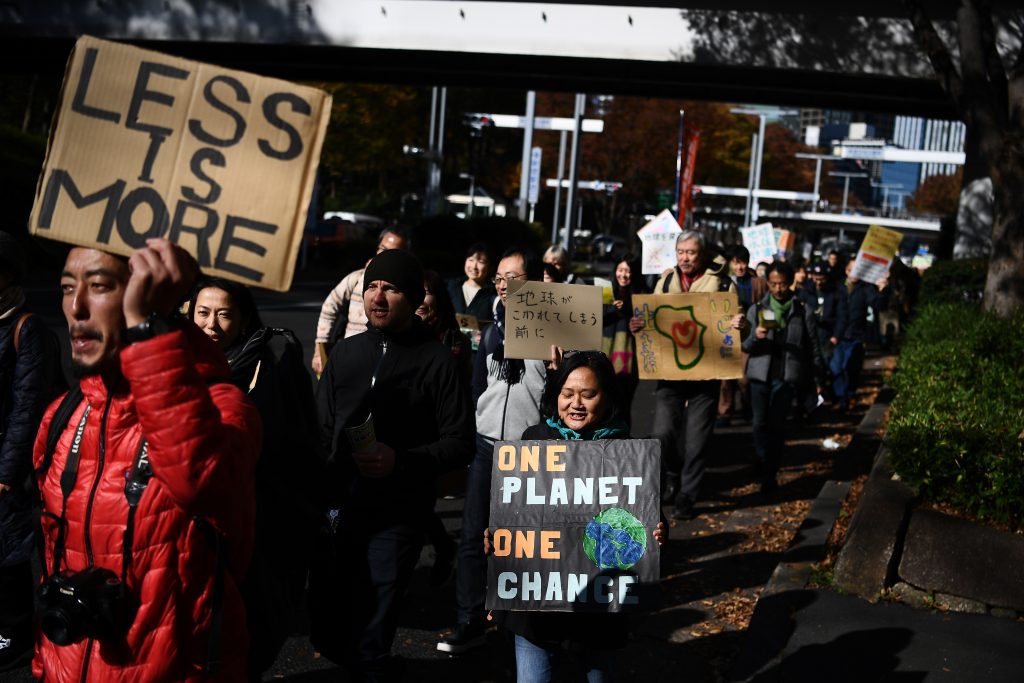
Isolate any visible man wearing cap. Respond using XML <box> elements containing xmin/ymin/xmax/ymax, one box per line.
<box><xmin>315</xmin><ymin>248</ymin><xmax>475</xmax><ymax>682</ymax></box>
<box><xmin>807</xmin><ymin>263</ymin><xmax>848</xmax><ymax>362</ymax></box>
<box><xmin>311</xmin><ymin>227</ymin><xmax>409</xmax><ymax>375</ymax></box>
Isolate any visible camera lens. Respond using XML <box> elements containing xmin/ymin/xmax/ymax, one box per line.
<box><xmin>41</xmin><ymin>608</ymin><xmax>79</xmax><ymax>646</ymax></box>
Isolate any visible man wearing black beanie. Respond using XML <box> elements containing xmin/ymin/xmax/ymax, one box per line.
<box><xmin>313</xmin><ymin>249</ymin><xmax>474</xmax><ymax>682</ymax></box>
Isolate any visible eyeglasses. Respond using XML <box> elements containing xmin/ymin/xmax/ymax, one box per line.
<box><xmin>493</xmin><ymin>273</ymin><xmax>527</xmax><ymax>286</ymax></box>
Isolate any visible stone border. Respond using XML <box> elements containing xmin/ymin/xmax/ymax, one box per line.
<box><xmin>761</xmin><ymin>386</ymin><xmax>893</xmax><ymax>596</ymax></box>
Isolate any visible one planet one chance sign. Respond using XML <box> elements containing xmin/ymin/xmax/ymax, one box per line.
<box><xmin>486</xmin><ymin>439</ymin><xmax>660</xmax><ymax>612</ymax></box>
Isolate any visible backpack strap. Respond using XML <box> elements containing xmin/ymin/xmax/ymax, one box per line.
<box><xmin>35</xmin><ymin>385</ymin><xmax>85</xmax><ymax>491</ymax></box>
<box><xmin>12</xmin><ymin>312</ymin><xmax>31</xmax><ymax>354</ymax></box>
<box><xmin>661</xmin><ymin>270</ymin><xmax>674</xmax><ymax>294</ymax></box>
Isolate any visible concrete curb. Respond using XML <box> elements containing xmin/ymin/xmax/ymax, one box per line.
<box><xmin>761</xmin><ymin>386</ymin><xmax>893</xmax><ymax>597</ymax></box>
<box><xmin>730</xmin><ymin>387</ymin><xmax>893</xmax><ymax>682</ymax></box>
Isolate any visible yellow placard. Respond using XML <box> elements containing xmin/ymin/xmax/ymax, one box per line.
<box><xmin>30</xmin><ymin>36</ymin><xmax>332</xmax><ymax>292</ymax></box>
<box><xmin>632</xmin><ymin>292</ymin><xmax>743</xmax><ymax>380</ymax></box>
<box><xmin>851</xmin><ymin>225</ymin><xmax>903</xmax><ymax>282</ymax></box>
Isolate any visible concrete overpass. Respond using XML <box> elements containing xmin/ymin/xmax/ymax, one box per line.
<box><xmin>3</xmin><ymin>1</ymin><xmax>1017</xmax><ymax>116</ymax></box>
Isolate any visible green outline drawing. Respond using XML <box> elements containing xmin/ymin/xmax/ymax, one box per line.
<box><xmin>653</xmin><ymin>305</ymin><xmax>706</xmax><ymax>369</ymax></box>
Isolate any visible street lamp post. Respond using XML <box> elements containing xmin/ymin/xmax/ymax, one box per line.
<box><xmin>731</xmin><ymin>107</ymin><xmax>798</xmax><ymax>225</ymax></box>
<box><xmin>795</xmin><ymin>152</ymin><xmax>836</xmax><ymax>207</ymax></box>
<box><xmin>459</xmin><ymin>172</ymin><xmax>476</xmax><ymax>218</ymax></box>
<box><xmin>828</xmin><ymin>170</ymin><xmax>868</xmax><ymax>243</ymax></box>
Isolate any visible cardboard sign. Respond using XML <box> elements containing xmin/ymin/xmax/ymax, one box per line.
<box><xmin>851</xmin><ymin>225</ymin><xmax>903</xmax><ymax>282</ymax></box>
<box><xmin>632</xmin><ymin>292</ymin><xmax>743</xmax><ymax>380</ymax></box>
<box><xmin>30</xmin><ymin>36</ymin><xmax>332</xmax><ymax>292</ymax></box>
<box><xmin>637</xmin><ymin>209</ymin><xmax>682</xmax><ymax>275</ymax></box>
<box><xmin>740</xmin><ymin>223</ymin><xmax>776</xmax><ymax>266</ymax></box>
<box><xmin>504</xmin><ymin>280</ymin><xmax>603</xmax><ymax>360</ymax></box>
<box><xmin>486</xmin><ymin>439</ymin><xmax>661</xmax><ymax>612</ymax></box>
<box><xmin>456</xmin><ymin>313</ymin><xmax>481</xmax><ymax>330</ymax></box>
<box><xmin>775</xmin><ymin>228</ymin><xmax>796</xmax><ymax>256</ymax></box>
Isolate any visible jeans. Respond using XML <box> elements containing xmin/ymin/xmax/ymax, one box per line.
<box><xmin>749</xmin><ymin>379</ymin><xmax>795</xmax><ymax>479</ymax></box>
<box><xmin>830</xmin><ymin>340</ymin><xmax>864</xmax><ymax>401</ymax></box>
<box><xmin>454</xmin><ymin>433</ymin><xmax>495</xmax><ymax>624</ymax></box>
<box><xmin>514</xmin><ymin>635</ymin><xmax>611</xmax><ymax>683</ymax></box>
<box><xmin>651</xmin><ymin>380</ymin><xmax>718</xmax><ymax>505</ymax></box>
<box><xmin>338</xmin><ymin>523</ymin><xmax>423</xmax><ymax>682</ymax></box>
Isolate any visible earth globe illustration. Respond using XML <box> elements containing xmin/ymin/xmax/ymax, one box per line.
<box><xmin>582</xmin><ymin>507</ymin><xmax>647</xmax><ymax>570</ymax></box>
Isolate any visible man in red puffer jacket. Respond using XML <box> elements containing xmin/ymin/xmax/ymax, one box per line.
<box><xmin>33</xmin><ymin>239</ymin><xmax>260</xmax><ymax>682</ymax></box>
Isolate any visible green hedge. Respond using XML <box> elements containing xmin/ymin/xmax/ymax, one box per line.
<box><xmin>917</xmin><ymin>258</ymin><xmax>987</xmax><ymax>306</ymax></box>
<box><xmin>887</xmin><ymin>302</ymin><xmax>1024</xmax><ymax>527</ymax></box>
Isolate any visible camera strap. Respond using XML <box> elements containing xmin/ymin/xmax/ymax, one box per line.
<box><xmin>121</xmin><ymin>439</ymin><xmax>152</xmax><ymax>583</ymax></box>
<box><xmin>50</xmin><ymin>403</ymin><xmax>91</xmax><ymax>576</ymax></box>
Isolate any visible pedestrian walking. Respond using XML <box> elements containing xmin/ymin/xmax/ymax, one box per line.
<box><xmin>718</xmin><ymin>245</ymin><xmax>767</xmax><ymax>427</ymax></box>
<box><xmin>447</xmin><ymin>242</ymin><xmax>497</xmax><ymax>323</ymax></box>
<box><xmin>629</xmin><ymin>232</ymin><xmax>747</xmax><ymax>520</ymax></box>
<box><xmin>189</xmin><ymin>278</ymin><xmax>323</xmax><ymax>680</ymax></box>
<box><xmin>313</xmin><ymin>248</ymin><xmax>474</xmax><ymax>681</ymax></box>
<box><xmin>742</xmin><ymin>262</ymin><xmax>827</xmax><ymax>493</ymax></box>
<box><xmin>439</xmin><ymin>247</ymin><xmax>547</xmax><ymax>654</ymax></box>
<box><xmin>486</xmin><ymin>351</ymin><xmax>665</xmax><ymax>682</ymax></box>
<box><xmin>311</xmin><ymin>227</ymin><xmax>409</xmax><ymax>375</ymax></box>
<box><xmin>35</xmin><ymin>240</ymin><xmax>261</xmax><ymax>681</ymax></box>
<box><xmin>601</xmin><ymin>252</ymin><xmax>647</xmax><ymax>426</ymax></box>
<box><xmin>0</xmin><ymin>234</ymin><xmax>62</xmax><ymax>672</ymax></box>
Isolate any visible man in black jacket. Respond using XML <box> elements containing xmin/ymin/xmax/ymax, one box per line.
<box><xmin>315</xmin><ymin>248</ymin><xmax>475</xmax><ymax>682</ymax></box>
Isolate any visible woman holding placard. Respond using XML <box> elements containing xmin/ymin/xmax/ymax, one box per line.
<box><xmin>486</xmin><ymin>351</ymin><xmax>665</xmax><ymax>683</ymax></box>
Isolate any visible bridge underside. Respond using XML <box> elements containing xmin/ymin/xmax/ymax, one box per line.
<box><xmin>0</xmin><ymin>1</ymin><xmax>968</xmax><ymax>117</ymax></box>
<box><xmin>3</xmin><ymin>36</ymin><xmax>954</xmax><ymax>117</ymax></box>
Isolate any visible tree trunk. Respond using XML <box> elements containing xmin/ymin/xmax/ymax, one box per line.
<box><xmin>986</xmin><ymin>153</ymin><xmax>1024</xmax><ymax>315</ymax></box>
<box><xmin>954</xmin><ymin>125</ymin><xmax>994</xmax><ymax>259</ymax></box>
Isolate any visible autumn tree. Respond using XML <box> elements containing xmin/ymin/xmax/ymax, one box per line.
<box><xmin>907</xmin><ymin>169</ymin><xmax>964</xmax><ymax>216</ymax></box>
<box><xmin>317</xmin><ymin>83</ymin><xmax>427</xmax><ymax>215</ymax></box>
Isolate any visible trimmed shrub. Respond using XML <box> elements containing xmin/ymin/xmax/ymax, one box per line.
<box><xmin>917</xmin><ymin>258</ymin><xmax>987</xmax><ymax>306</ymax></box>
<box><xmin>887</xmin><ymin>302</ymin><xmax>1024</xmax><ymax>528</ymax></box>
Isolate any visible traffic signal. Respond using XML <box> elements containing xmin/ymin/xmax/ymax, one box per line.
<box><xmin>463</xmin><ymin>113</ymin><xmax>494</xmax><ymax>137</ymax></box>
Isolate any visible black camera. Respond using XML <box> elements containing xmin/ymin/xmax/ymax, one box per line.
<box><xmin>36</xmin><ymin>567</ymin><xmax>135</xmax><ymax>645</ymax></box>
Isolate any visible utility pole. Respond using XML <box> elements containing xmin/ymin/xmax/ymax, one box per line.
<box><xmin>517</xmin><ymin>91</ymin><xmax>536</xmax><ymax>222</ymax></box>
<box><xmin>425</xmin><ymin>87</ymin><xmax>447</xmax><ymax>216</ymax></box>
<box><xmin>551</xmin><ymin>130</ymin><xmax>567</xmax><ymax>245</ymax></box>
<box><xmin>829</xmin><ymin>170</ymin><xmax>868</xmax><ymax>243</ymax></box>
<box><xmin>563</xmin><ymin>93</ymin><xmax>586</xmax><ymax>254</ymax></box>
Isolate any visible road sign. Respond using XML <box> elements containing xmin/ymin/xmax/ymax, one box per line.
<box><xmin>528</xmin><ymin>147</ymin><xmax>542</xmax><ymax>204</ymax></box>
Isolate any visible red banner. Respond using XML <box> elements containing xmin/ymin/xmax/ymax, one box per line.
<box><xmin>677</xmin><ymin>130</ymin><xmax>701</xmax><ymax>227</ymax></box>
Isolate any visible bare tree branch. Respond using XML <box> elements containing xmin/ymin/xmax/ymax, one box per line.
<box><xmin>904</xmin><ymin>0</ymin><xmax>965</xmax><ymax>114</ymax></box>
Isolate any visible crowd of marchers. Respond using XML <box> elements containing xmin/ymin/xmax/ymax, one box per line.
<box><xmin>0</xmin><ymin>226</ymin><xmax>914</xmax><ymax>682</ymax></box>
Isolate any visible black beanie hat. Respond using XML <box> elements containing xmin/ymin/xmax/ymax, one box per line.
<box><xmin>363</xmin><ymin>249</ymin><xmax>425</xmax><ymax>309</ymax></box>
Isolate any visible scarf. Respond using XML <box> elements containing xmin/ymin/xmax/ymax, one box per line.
<box><xmin>0</xmin><ymin>286</ymin><xmax>25</xmax><ymax>320</ymax></box>
<box><xmin>492</xmin><ymin>301</ymin><xmax>525</xmax><ymax>385</ymax></box>
<box><xmin>768</xmin><ymin>296</ymin><xmax>793</xmax><ymax>330</ymax></box>
<box><xmin>545</xmin><ymin>417</ymin><xmax>629</xmax><ymax>441</ymax></box>
<box><xmin>676</xmin><ymin>267</ymin><xmax>706</xmax><ymax>293</ymax></box>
